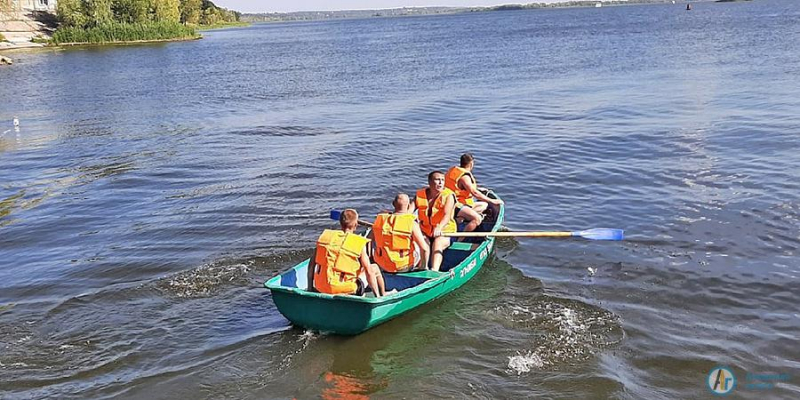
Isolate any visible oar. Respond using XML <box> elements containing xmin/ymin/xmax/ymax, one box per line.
<box><xmin>329</xmin><ymin>210</ymin><xmax>372</xmax><ymax>227</ymax></box>
<box><xmin>330</xmin><ymin>210</ymin><xmax>623</xmax><ymax>241</ymax></box>
<box><xmin>442</xmin><ymin>228</ymin><xmax>624</xmax><ymax>241</ymax></box>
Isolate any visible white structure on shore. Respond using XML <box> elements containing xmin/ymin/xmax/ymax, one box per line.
<box><xmin>1</xmin><ymin>0</ymin><xmax>57</xmax><ymax>49</ymax></box>
<box><xmin>3</xmin><ymin>0</ymin><xmax>56</xmax><ymax>12</ymax></box>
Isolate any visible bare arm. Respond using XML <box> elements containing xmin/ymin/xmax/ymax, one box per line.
<box><xmin>412</xmin><ymin>222</ymin><xmax>430</xmax><ymax>270</ymax></box>
<box><xmin>360</xmin><ymin>246</ymin><xmax>385</xmax><ymax>297</ymax></box>
<box><xmin>434</xmin><ymin>194</ymin><xmax>456</xmax><ymax>236</ymax></box>
<box><xmin>460</xmin><ymin>175</ymin><xmax>502</xmax><ymax>205</ymax></box>
<box><xmin>359</xmin><ymin>248</ymin><xmax>371</xmax><ymax>272</ymax></box>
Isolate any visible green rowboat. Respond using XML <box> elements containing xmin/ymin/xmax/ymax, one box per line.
<box><xmin>264</xmin><ymin>192</ymin><xmax>504</xmax><ymax>335</ymax></box>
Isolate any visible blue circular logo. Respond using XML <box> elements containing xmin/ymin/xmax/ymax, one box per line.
<box><xmin>707</xmin><ymin>366</ymin><xmax>736</xmax><ymax>395</ymax></box>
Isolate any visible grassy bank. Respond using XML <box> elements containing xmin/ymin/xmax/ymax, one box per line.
<box><xmin>197</xmin><ymin>21</ymin><xmax>250</xmax><ymax>31</ymax></box>
<box><xmin>51</xmin><ymin>22</ymin><xmax>198</xmax><ymax>45</ymax></box>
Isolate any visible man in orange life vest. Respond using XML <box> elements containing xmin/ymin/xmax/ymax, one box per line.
<box><xmin>307</xmin><ymin>209</ymin><xmax>386</xmax><ymax>297</ymax></box>
<box><xmin>413</xmin><ymin>171</ymin><xmax>457</xmax><ymax>271</ymax></box>
<box><xmin>372</xmin><ymin>193</ymin><xmax>430</xmax><ymax>273</ymax></box>
<box><xmin>445</xmin><ymin>153</ymin><xmax>504</xmax><ymax>232</ymax></box>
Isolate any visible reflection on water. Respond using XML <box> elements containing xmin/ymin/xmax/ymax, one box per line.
<box><xmin>281</xmin><ymin>259</ymin><xmax>623</xmax><ymax>398</ymax></box>
<box><xmin>319</xmin><ymin>335</ymin><xmax>391</xmax><ymax>400</ymax></box>
<box><xmin>321</xmin><ymin>372</ymin><xmax>378</xmax><ymax>400</ymax></box>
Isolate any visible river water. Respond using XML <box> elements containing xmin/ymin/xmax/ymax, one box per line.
<box><xmin>1</xmin><ymin>0</ymin><xmax>799</xmax><ymax>398</ymax></box>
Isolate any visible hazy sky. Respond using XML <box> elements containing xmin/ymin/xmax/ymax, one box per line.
<box><xmin>213</xmin><ymin>1</ymin><xmax>552</xmax><ymax>13</ymax></box>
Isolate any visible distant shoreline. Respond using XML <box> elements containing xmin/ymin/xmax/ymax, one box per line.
<box><xmin>242</xmin><ymin>0</ymin><xmax>699</xmax><ymax>23</ymax></box>
<box><xmin>197</xmin><ymin>22</ymin><xmax>251</xmax><ymax>31</ymax></box>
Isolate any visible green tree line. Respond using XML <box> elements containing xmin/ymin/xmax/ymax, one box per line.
<box><xmin>56</xmin><ymin>0</ymin><xmax>240</xmax><ymax>29</ymax></box>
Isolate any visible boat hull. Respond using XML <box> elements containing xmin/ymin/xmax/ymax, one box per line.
<box><xmin>265</xmin><ymin>193</ymin><xmax>504</xmax><ymax>335</ymax></box>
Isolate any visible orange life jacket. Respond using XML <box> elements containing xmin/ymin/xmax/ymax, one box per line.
<box><xmin>372</xmin><ymin>213</ymin><xmax>416</xmax><ymax>272</ymax></box>
<box><xmin>415</xmin><ymin>187</ymin><xmax>457</xmax><ymax>237</ymax></box>
<box><xmin>445</xmin><ymin>166</ymin><xmax>476</xmax><ymax>206</ymax></box>
<box><xmin>313</xmin><ymin>229</ymin><xmax>370</xmax><ymax>295</ymax></box>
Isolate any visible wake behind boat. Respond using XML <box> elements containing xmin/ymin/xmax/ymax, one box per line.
<box><xmin>264</xmin><ymin>191</ymin><xmax>504</xmax><ymax>335</ymax></box>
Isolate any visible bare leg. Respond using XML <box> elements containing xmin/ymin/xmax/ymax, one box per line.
<box><xmin>430</xmin><ymin>237</ymin><xmax>451</xmax><ymax>271</ymax></box>
<box><xmin>423</xmin><ymin>236</ymin><xmax>433</xmax><ymax>270</ymax></box>
<box><xmin>373</xmin><ymin>264</ymin><xmax>385</xmax><ymax>296</ymax></box>
<box><xmin>417</xmin><ymin>241</ymin><xmax>430</xmax><ymax>271</ymax></box>
<box><xmin>365</xmin><ymin>264</ymin><xmax>385</xmax><ymax>297</ymax></box>
<box><xmin>472</xmin><ymin>201</ymin><xmax>488</xmax><ymax>214</ymax></box>
<box><xmin>363</xmin><ymin>270</ymin><xmax>378</xmax><ymax>297</ymax></box>
<box><xmin>457</xmin><ymin>206</ymin><xmax>484</xmax><ymax>232</ymax></box>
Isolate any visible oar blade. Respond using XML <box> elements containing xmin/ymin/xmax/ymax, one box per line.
<box><xmin>576</xmin><ymin>228</ymin><xmax>624</xmax><ymax>241</ymax></box>
<box><xmin>329</xmin><ymin>210</ymin><xmax>342</xmax><ymax>221</ymax></box>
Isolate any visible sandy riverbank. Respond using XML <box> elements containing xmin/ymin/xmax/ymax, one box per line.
<box><xmin>0</xmin><ymin>35</ymin><xmax>203</xmax><ymax>66</ymax></box>
<box><xmin>0</xmin><ymin>41</ymin><xmax>46</xmax><ymax>51</ymax></box>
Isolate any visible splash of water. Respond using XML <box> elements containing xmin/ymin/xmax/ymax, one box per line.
<box><xmin>507</xmin><ymin>351</ymin><xmax>544</xmax><ymax>374</ymax></box>
<box><xmin>490</xmin><ymin>296</ymin><xmax>623</xmax><ymax>375</ymax></box>
<box><xmin>157</xmin><ymin>262</ymin><xmax>253</xmax><ymax>298</ymax></box>
<box><xmin>280</xmin><ymin>329</ymin><xmax>318</xmax><ymax>368</ymax></box>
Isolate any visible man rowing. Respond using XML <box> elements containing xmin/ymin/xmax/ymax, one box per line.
<box><xmin>445</xmin><ymin>153</ymin><xmax>504</xmax><ymax>232</ymax></box>
<box><xmin>307</xmin><ymin>209</ymin><xmax>386</xmax><ymax>297</ymax></box>
<box><xmin>372</xmin><ymin>193</ymin><xmax>430</xmax><ymax>273</ymax></box>
<box><xmin>414</xmin><ymin>171</ymin><xmax>457</xmax><ymax>271</ymax></box>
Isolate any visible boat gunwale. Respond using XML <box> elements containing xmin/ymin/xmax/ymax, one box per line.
<box><xmin>264</xmin><ymin>192</ymin><xmax>504</xmax><ymax>305</ymax></box>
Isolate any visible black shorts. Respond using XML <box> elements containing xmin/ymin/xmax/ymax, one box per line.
<box><xmin>425</xmin><ymin>235</ymin><xmax>453</xmax><ymax>247</ymax></box>
<box><xmin>454</xmin><ymin>204</ymin><xmax>464</xmax><ymax>216</ymax></box>
<box><xmin>355</xmin><ymin>279</ymin><xmax>366</xmax><ymax>296</ymax></box>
